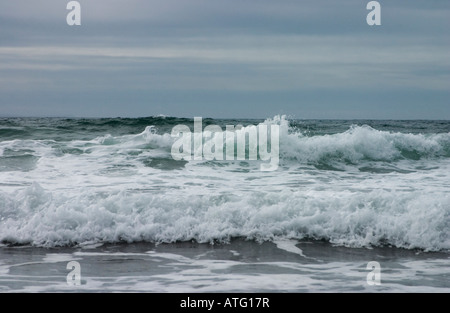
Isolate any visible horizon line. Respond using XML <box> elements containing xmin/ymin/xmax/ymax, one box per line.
<box><xmin>1</xmin><ymin>115</ymin><xmax>449</xmax><ymax>121</ymax></box>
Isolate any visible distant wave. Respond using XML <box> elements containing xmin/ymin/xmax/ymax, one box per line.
<box><xmin>14</xmin><ymin>115</ymin><xmax>446</xmax><ymax>165</ymax></box>
<box><xmin>282</xmin><ymin>125</ymin><xmax>450</xmax><ymax>165</ymax></box>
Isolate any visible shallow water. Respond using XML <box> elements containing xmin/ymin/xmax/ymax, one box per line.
<box><xmin>0</xmin><ymin>240</ymin><xmax>448</xmax><ymax>292</ymax></box>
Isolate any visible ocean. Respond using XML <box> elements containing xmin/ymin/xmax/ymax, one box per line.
<box><xmin>0</xmin><ymin>116</ymin><xmax>449</xmax><ymax>292</ymax></box>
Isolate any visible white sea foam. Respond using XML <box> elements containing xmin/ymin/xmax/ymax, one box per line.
<box><xmin>0</xmin><ymin>177</ymin><xmax>448</xmax><ymax>250</ymax></box>
<box><xmin>274</xmin><ymin>239</ymin><xmax>308</xmax><ymax>258</ymax></box>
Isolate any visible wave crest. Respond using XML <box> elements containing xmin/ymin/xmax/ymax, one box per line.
<box><xmin>281</xmin><ymin>123</ymin><xmax>450</xmax><ymax>165</ymax></box>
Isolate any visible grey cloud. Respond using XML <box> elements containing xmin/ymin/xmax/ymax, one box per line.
<box><xmin>0</xmin><ymin>0</ymin><xmax>449</xmax><ymax>119</ymax></box>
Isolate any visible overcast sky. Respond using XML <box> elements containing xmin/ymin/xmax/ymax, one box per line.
<box><xmin>0</xmin><ymin>0</ymin><xmax>449</xmax><ymax>119</ymax></box>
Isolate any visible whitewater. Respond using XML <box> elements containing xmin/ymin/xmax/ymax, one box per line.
<box><xmin>0</xmin><ymin>116</ymin><xmax>449</xmax><ymax>251</ymax></box>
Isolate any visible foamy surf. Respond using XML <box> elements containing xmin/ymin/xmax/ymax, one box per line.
<box><xmin>0</xmin><ymin>117</ymin><xmax>449</xmax><ymax>251</ymax></box>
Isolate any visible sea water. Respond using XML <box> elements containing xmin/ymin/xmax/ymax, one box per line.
<box><xmin>0</xmin><ymin>117</ymin><xmax>448</xmax><ymax>292</ymax></box>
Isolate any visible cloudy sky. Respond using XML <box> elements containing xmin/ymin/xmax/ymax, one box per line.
<box><xmin>0</xmin><ymin>0</ymin><xmax>449</xmax><ymax>119</ymax></box>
